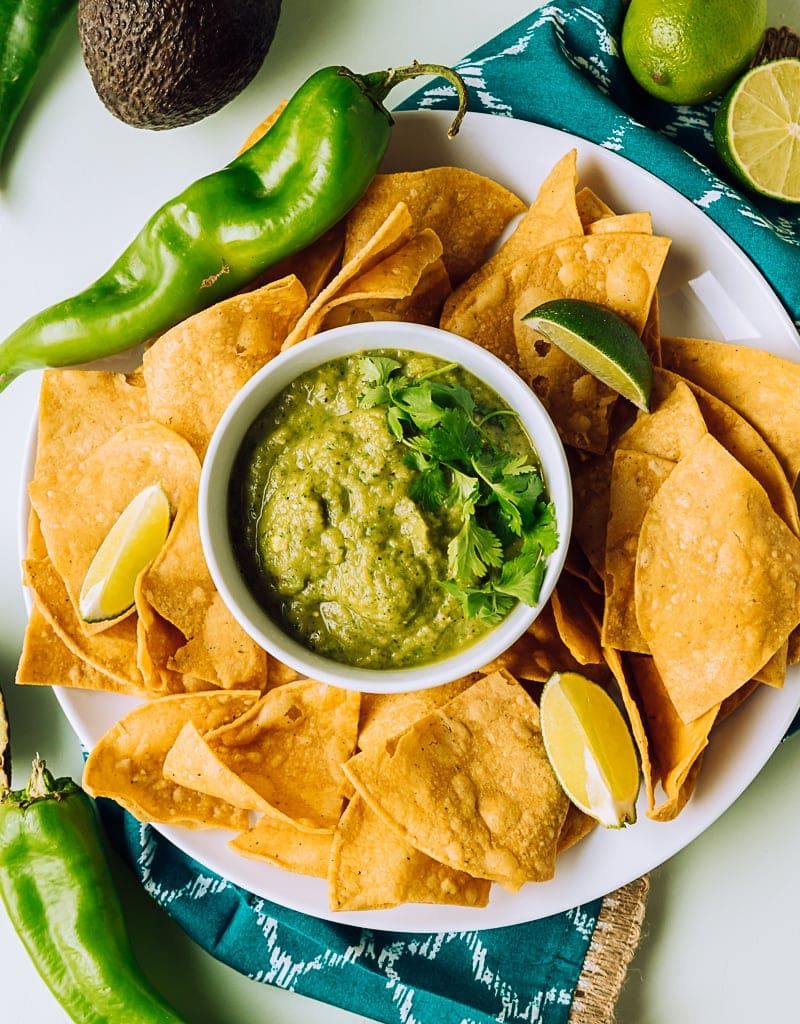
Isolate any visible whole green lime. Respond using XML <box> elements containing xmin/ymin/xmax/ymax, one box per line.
<box><xmin>621</xmin><ymin>0</ymin><xmax>767</xmax><ymax>105</ymax></box>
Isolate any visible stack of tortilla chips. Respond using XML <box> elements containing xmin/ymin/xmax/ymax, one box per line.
<box><xmin>17</xmin><ymin>134</ymin><xmax>800</xmax><ymax>911</ymax></box>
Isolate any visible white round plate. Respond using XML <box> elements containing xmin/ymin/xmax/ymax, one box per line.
<box><xmin>30</xmin><ymin>110</ymin><xmax>800</xmax><ymax>931</ymax></box>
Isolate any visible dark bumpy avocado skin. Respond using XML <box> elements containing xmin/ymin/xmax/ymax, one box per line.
<box><xmin>78</xmin><ymin>0</ymin><xmax>283</xmax><ymax>129</ymax></box>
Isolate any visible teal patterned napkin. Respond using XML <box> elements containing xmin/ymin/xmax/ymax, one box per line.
<box><xmin>100</xmin><ymin>799</ymin><xmax>608</xmax><ymax>1024</ymax></box>
<box><xmin>104</xmin><ymin>4</ymin><xmax>799</xmax><ymax>1023</ymax></box>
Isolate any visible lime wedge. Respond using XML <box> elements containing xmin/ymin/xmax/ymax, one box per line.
<box><xmin>521</xmin><ymin>298</ymin><xmax>653</xmax><ymax>411</ymax></box>
<box><xmin>79</xmin><ymin>484</ymin><xmax>172</xmax><ymax>623</ymax></box>
<box><xmin>540</xmin><ymin>671</ymin><xmax>640</xmax><ymax>829</ymax></box>
<box><xmin>714</xmin><ymin>58</ymin><xmax>800</xmax><ymax>204</ymax></box>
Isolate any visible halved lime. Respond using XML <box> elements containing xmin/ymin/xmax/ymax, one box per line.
<box><xmin>540</xmin><ymin>671</ymin><xmax>640</xmax><ymax>829</ymax></box>
<box><xmin>521</xmin><ymin>298</ymin><xmax>653</xmax><ymax>411</ymax></box>
<box><xmin>79</xmin><ymin>483</ymin><xmax>172</xmax><ymax>623</ymax></box>
<box><xmin>714</xmin><ymin>58</ymin><xmax>800</xmax><ymax>204</ymax></box>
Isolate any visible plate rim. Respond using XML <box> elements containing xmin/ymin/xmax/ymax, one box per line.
<box><xmin>21</xmin><ymin>108</ymin><xmax>800</xmax><ymax>932</ymax></box>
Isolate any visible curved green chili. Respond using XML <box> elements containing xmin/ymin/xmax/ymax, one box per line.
<box><xmin>0</xmin><ymin>0</ymin><xmax>77</xmax><ymax>165</ymax></box>
<box><xmin>0</xmin><ymin>61</ymin><xmax>468</xmax><ymax>392</ymax></box>
<box><xmin>0</xmin><ymin>756</ymin><xmax>186</xmax><ymax>1023</ymax></box>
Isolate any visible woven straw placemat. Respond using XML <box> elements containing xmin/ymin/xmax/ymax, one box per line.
<box><xmin>570</xmin><ymin>876</ymin><xmax>649</xmax><ymax>1024</ymax></box>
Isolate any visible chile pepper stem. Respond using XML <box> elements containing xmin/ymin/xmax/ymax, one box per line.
<box><xmin>347</xmin><ymin>61</ymin><xmax>469</xmax><ymax>138</ymax></box>
<box><xmin>27</xmin><ymin>756</ymin><xmax>53</xmax><ymax>799</ymax></box>
<box><xmin>5</xmin><ymin>755</ymin><xmax>81</xmax><ymax>807</ymax></box>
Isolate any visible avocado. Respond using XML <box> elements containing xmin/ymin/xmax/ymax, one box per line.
<box><xmin>78</xmin><ymin>0</ymin><xmax>282</xmax><ymax>129</ymax></box>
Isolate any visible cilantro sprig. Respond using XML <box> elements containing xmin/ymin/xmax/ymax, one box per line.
<box><xmin>358</xmin><ymin>355</ymin><xmax>558</xmax><ymax>624</ymax></box>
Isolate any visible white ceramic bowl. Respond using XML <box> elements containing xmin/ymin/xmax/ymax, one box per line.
<box><xmin>199</xmin><ymin>321</ymin><xmax>572</xmax><ymax>693</ymax></box>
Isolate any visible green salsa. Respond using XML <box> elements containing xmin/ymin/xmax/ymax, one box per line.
<box><xmin>228</xmin><ymin>349</ymin><xmax>547</xmax><ymax>669</ymax></box>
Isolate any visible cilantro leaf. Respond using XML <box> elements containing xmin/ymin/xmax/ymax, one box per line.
<box><xmin>426</xmin><ymin>378</ymin><xmax>475</xmax><ymax>416</ymax></box>
<box><xmin>447</xmin><ymin>516</ymin><xmax>504</xmax><ymax>583</ymax></box>
<box><xmin>428</xmin><ymin>407</ymin><xmax>482</xmax><ymax>465</ymax></box>
<box><xmin>358</xmin><ymin>356</ymin><xmax>403</xmax><ymax>409</ymax></box>
<box><xmin>491</xmin><ymin>471</ymin><xmax>547</xmax><ymax>535</ymax></box>
<box><xmin>359</xmin><ymin>355</ymin><xmax>402</xmax><ymax>385</ymax></box>
<box><xmin>525</xmin><ymin>500</ymin><xmax>559</xmax><ymax>556</ymax></box>
<box><xmin>447</xmin><ymin>468</ymin><xmax>480</xmax><ymax>515</ymax></box>
<box><xmin>359</xmin><ymin>383</ymin><xmax>391</xmax><ymax>408</ymax></box>
<box><xmin>493</xmin><ymin>547</ymin><xmax>547</xmax><ymax>605</ymax></box>
<box><xmin>440</xmin><ymin>580</ymin><xmax>516</xmax><ymax>624</ymax></box>
<box><xmin>405</xmin><ymin>451</ymin><xmax>449</xmax><ymax>511</ymax></box>
<box><xmin>393</xmin><ymin>381</ymin><xmax>448</xmax><ymax>430</ymax></box>
<box><xmin>385</xmin><ymin>405</ymin><xmax>408</xmax><ymax>441</ymax></box>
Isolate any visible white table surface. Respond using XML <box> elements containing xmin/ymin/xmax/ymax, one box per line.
<box><xmin>1</xmin><ymin>2</ymin><xmax>799</xmax><ymax>1022</ymax></box>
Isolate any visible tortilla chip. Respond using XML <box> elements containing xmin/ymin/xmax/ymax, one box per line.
<box><xmin>343</xmin><ymin>167</ymin><xmax>525</xmax><ymax>286</ymax></box>
<box><xmin>619</xmin><ymin>376</ymin><xmax>707</xmax><ymax>461</ymax></box>
<box><xmin>16</xmin><ymin>603</ymin><xmax>140</xmax><ymax>694</ymax></box>
<box><xmin>654</xmin><ymin>368</ymin><xmax>800</xmax><ymax>537</ymax></box>
<box><xmin>195</xmin><ymin>679</ymin><xmax>361</xmax><ymax>830</ymax></box>
<box><xmin>551</xmin><ymin>574</ymin><xmax>604</xmax><ymax>666</ymax></box>
<box><xmin>231</xmin><ymin>814</ymin><xmax>333</xmax><ymax>878</ymax></box>
<box><xmin>635</xmin><ymin>433</ymin><xmax>800</xmax><ymax>721</ymax></box>
<box><xmin>32</xmin><ymin>369</ymin><xmax>149</xmax><ymax>492</ymax></box>
<box><xmin>514</xmin><ymin>232</ymin><xmax>671</xmax><ymax>337</ymax></box>
<box><xmin>485</xmin><ymin>599</ymin><xmax>601</xmax><ymax>683</ymax></box>
<box><xmin>24</xmin><ymin>556</ymin><xmax>147</xmax><ymax>693</ymax></box>
<box><xmin>517</xmin><ymin>334</ymin><xmax>618</xmax><ymax>453</ymax></box>
<box><xmin>557</xmin><ymin>803</ymin><xmax>597</xmax><ymax>852</ymax></box>
<box><xmin>575</xmin><ymin>185</ymin><xmax>615</xmax><ymax>227</ymax></box>
<box><xmin>601</xmin><ymin>645</ymin><xmax>654</xmax><ymax>816</ymax></box>
<box><xmin>439</xmin><ymin>150</ymin><xmax>585</xmax><ymax>367</ymax></box>
<box><xmin>568</xmin><ymin>448</ymin><xmax>614</xmax><ymax>576</ymax></box>
<box><xmin>640</xmin><ymin>291</ymin><xmax>662</xmax><ymax>366</ymax></box>
<box><xmin>564</xmin><ymin>541</ymin><xmax>605</xmax><ymax>597</ymax></box>
<box><xmin>143</xmin><ymin>276</ymin><xmax>308</xmax><ymax>458</ymax></box>
<box><xmin>717</xmin><ymin>680</ymin><xmax>760</xmax><ymax>723</ymax></box>
<box><xmin>285</xmin><ymin>227</ymin><xmax>447</xmax><ymax>342</ymax></box>
<box><xmin>357</xmin><ymin>677</ymin><xmax>476</xmax><ymax>753</ymax></box>
<box><xmin>83</xmin><ymin>691</ymin><xmax>261</xmax><ymax>828</ymax></box>
<box><xmin>480</xmin><ymin>614</ymin><xmax>579</xmax><ymax>683</ymax></box>
<box><xmin>455</xmin><ymin>148</ymin><xmax>582</xmax><ymax>289</ymax></box>
<box><xmin>755</xmin><ymin>641</ymin><xmax>788</xmax><ymax>688</ymax></box>
<box><xmin>587</xmin><ymin>211</ymin><xmax>653</xmax><ymax>235</ymax></box>
<box><xmin>628</xmin><ymin>654</ymin><xmax>716</xmax><ymax>821</ymax></box>
<box><xmin>282</xmin><ymin>202</ymin><xmax>416</xmax><ymax>348</ymax></box>
<box><xmin>601</xmin><ymin>376</ymin><xmax>708</xmax><ymax>653</ymax></box>
<box><xmin>163</xmin><ymin>720</ymin><xmax>283</xmax><ymax>814</ymax></box>
<box><xmin>328</xmin><ymin>794</ymin><xmax>491</xmax><ymax>911</ymax></box>
<box><xmin>343</xmin><ymin>670</ymin><xmax>568</xmax><ymax>888</ymax></box>
<box><xmin>315</xmin><ymin>238</ymin><xmax>451</xmax><ymax>330</ymax></box>
<box><xmin>266</xmin><ymin>655</ymin><xmax>301</xmax><ymax>687</ymax></box>
<box><xmin>661</xmin><ymin>336</ymin><xmax>800</xmax><ymax>485</ymax></box>
<box><xmin>133</xmin><ymin>575</ymin><xmax>200</xmax><ymax>693</ymax></box>
<box><xmin>602</xmin><ymin>450</ymin><xmax>674</xmax><ymax>653</ymax></box>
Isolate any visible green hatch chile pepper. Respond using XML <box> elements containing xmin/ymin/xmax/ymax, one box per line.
<box><xmin>0</xmin><ymin>756</ymin><xmax>186</xmax><ymax>1023</ymax></box>
<box><xmin>0</xmin><ymin>0</ymin><xmax>78</xmax><ymax>164</ymax></box>
<box><xmin>0</xmin><ymin>60</ymin><xmax>468</xmax><ymax>392</ymax></box>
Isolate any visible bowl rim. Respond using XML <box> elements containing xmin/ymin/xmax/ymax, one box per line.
<box><xmin>198</xmin><ymin>320</ymin><xmax>573</xmax><ymax>694</ymax></box>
